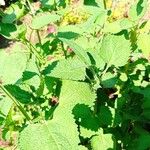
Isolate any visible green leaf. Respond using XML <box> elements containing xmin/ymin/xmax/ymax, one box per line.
<box><xmin>79</xmin><ymin>7</ymin><xmax>107</xmax><ymax>33</ymax></box>
<box><xmin>44</xmin><ymin>57</ymin><xmax>86</xmax><ymax>81</ymax></box>
<box><xmin>104</xmin><ymin>19</ymin><xmax>133</xmax><ymax>34</ymax></box>
<box><xmin>133</xmin><ymin>134</ymin><xmax>150</xmax><ymax>150</ymax></box>
<box><xmin>5</xmin><ymin>85</ymin><xmax>32</xmax><ymax>104</ymax></box>
<box><xmin>0</xmin><ymin>44</ymin><xmax>27</xmax><ymax>85</ymax></box>
<box><xmin>58</xmin><ymin>25</ymin><xmax>82</xmax><ymax>34</ymax></box>
<box><xmin>22</xmin><ymin>57</ymin><xmax>40</xmax><ymax>90</ymax></box>
<box><xmin>101</xmin><ymin>72</ymin><xmax>117</xmax><ymax>88</ymax></box>
<box><xmin>0</xmin><ymin>96</ymin><xmax>13</xmax><ymax>117</ymax></box>
<box><xmin>31</xmin><ymin>13</ymin><xmax>60</xmax><ymax>29</ymax></box>
<box><xmin>60</xmin><ymin>38</ymin><xmax>91</xmax><ymax>66</ymax></box>
<box><xmin>137</xmin><ymin>33</ymin><xmax>150</xmax><ymax>59</ymax></box>
<box><xmin>99</xmin><ymin>35</ymin><xmax>131</xmax><ymax>67</ymax></box>
<box><xmin>90</xmin><ymin>131</ymin><xmax>114</xmax><ymax>150</ymax></box>
<box><xmin>0</xmin><ymin>23</ymin><xmax>17</xmax><ymax>38</ymax></box>
<box><xmin>73</xmin><ymin>36</ymin><xmax>105</xmax><ymax>69</ymax></box>
<box><xmin>55</xmin><ymin>80</ymin><xmax>96</xmax><ymax>112</ymax></box>
<box><xmin>98</xmin><ymin>106</ymin><xmax>113</xmax><ymax>126</ymax></box>
<box><xmin>128</xmin><ymin>0</ymin><xmax>148</xmax><ymax>22</ymax></box>
<box><xmin>78</xmin><ymin>145</ymin><xmax>88</xmax><ymax>150</ymax></box>
<box><xmin>73</xmin><ymin>104</ymin><xmax>99</xmax><ymax>138</ymax></box>
<box><xmin>2</xmin><ymin>3</ymin><xmax>25</xmax><ymax>23</ymax></box>
<box><xmin>19</xmin><ymin>120</ymin><xmax>79</xmax><ymax>150</ymax></box>
<box><xmin>53</xmin><ymin>80</ymin><xmax>96</xmax><ymax>143</ymax></box>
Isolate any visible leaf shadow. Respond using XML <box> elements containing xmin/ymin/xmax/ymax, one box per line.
<box><xmin>72</xmin><ymin>104</ymin><xmax>100</xmax><ymax>132</ymax></box>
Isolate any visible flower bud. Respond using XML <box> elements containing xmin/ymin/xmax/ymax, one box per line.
<box><xmin>47</xmin><ymin>25</ymin><xmax>56</xmax><ymax>34</ymax></box>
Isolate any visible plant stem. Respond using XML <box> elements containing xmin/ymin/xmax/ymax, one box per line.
<box><xmin>26</xmin><ymin>0</ymin><xmax>35</xmax><ymax>15</ymax></box>
<box><xmin>0</xmin><ymin>85</ymin><xmax>31</xmax><ymax>122</ymax></box>
<box><xmin>103</xmin><ymin>0</ymin><xmax>107</xmax><ymax>9</ymax></box>
<box><xmin>25</xmin><ymin>41</ymin><xmax>43</xmax><ymax>62</ymax></box>
<box><xmin>26</xmin><ymin>0</ymin><xmax>43</xmax><ymax>51</ymax></box>
<box><xmin>37</xmin><ymin>30</ymin><xmax>42</xmax><ymax>45</ymax></box>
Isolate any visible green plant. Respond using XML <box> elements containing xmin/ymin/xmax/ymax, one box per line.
<box><xmin>0</xmin><ymin>0</ymin><xmax>150</xmax><ymax>149</ymax></box>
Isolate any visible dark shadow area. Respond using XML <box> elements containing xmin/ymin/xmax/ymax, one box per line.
<box><xmin>84</xmin><ymin>0</ymin><xmax>98</xmax><ymax>6</ymax></box>
<box><xmin>0</xmin><ymin>35</ymin><xmax>12</xmax><ymax>49</ymax></box>
<box><xmin>72</xmin><ymin>104</ymin><xmax>100</xmax><ymax>131</ymax></box>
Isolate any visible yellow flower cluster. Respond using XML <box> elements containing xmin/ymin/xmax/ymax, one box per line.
<box><xmin>61</xmin><ymin>8</ymin><xmax>88</xmax><ymax>25</ymax></box>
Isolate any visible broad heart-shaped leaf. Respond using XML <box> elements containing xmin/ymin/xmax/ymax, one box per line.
<box><xmin>31</xmin><ymin>13</ymin><xmax>60</xmax><ymax>29</ymax></box>
<box><xmin>0</xmin><ymin>44</ymin><xmax>27</xmax><ymax>85</ymax></box>
<box><xmin>52</xmin><ymin>80</ymin><xmax>96</xmax><ymax>147</ymax></box>
<box><xmin>60</xmin><ymin>38</ymin><xmax>91</xmax><ymax>66</ymax></box>
<box><xmin>99</xmin><ymin>35</ymin><xmax>131</xmax><ymax>67</ymax></box>
<box><xmin>137</xmin><ymin>33</ymin><xmax>150</xmax><ymax>59</ymax></box>
<box><xmin>54</xmin><ymin>80</ymin><xmax>96</xmax><ymax>114</ymax></box>
<box><xmin>90</xmin><ymin>131</ymin><xmax>114</xmax><ymax>150</ymax></box>
<box><xmin>44</xmin><ymin>57</ymin><xmax>86</xmax><ymax>81</ymax></box>
<box><xmin>19</xmin><ymin>119</ymin><xmax>79</xmax><ymax>150</ymax></box>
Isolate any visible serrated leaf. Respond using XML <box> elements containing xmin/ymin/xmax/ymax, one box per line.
<box><xmin>56</xmin><ymin>80</ymin><xmax>96</xmax><ymax>111</ymax></box>
<box><xmin>5</xmin><ymin>85</ymin><xmax>32</xmax><ymax>104</ymax></box>
<box><xmin>73</xmin><ymin>104</ymin><xmax>99</xmax><ymax>138</ymax></box>
<box><xmin>0</xmin><ymin>44</ymin><xmax>27</xmax><ymax>85</ymax></box>
<box><xmin>53</xmin><ymin>80</ymin><xmax>96</xmax><ymax>144</ymax></box>
<box><xmin>90</xmin><ymin>131</ymin><xmax>114</xmax><ymax>150</ymax></box>
<box><xmin>137</xmin><ymin>33</ymin><xmax>150</xmax><ymax>59</ymax></box>
<box><xmin>60</xmin><ymin>38</ymin><xmax>91</xmax><ymax>66</ymax></box>
<box><xmin>31</xmin><ymin>13</ymin><xmax>60</xmax><ymax>29</ymax></box>
<box><xmin>44</xmin><ymin>57</ymin><xmax>86</xmax><ymax>81</ymax></box>
<box><xmin>99</xmin><ymin>35</ymin><xmax>131</xmax><ymax>67</ymax></box>
<box><xmin>19</xmin><ymin>120</ymin><xmax>79</xmax><ymax>150</ymax></box>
